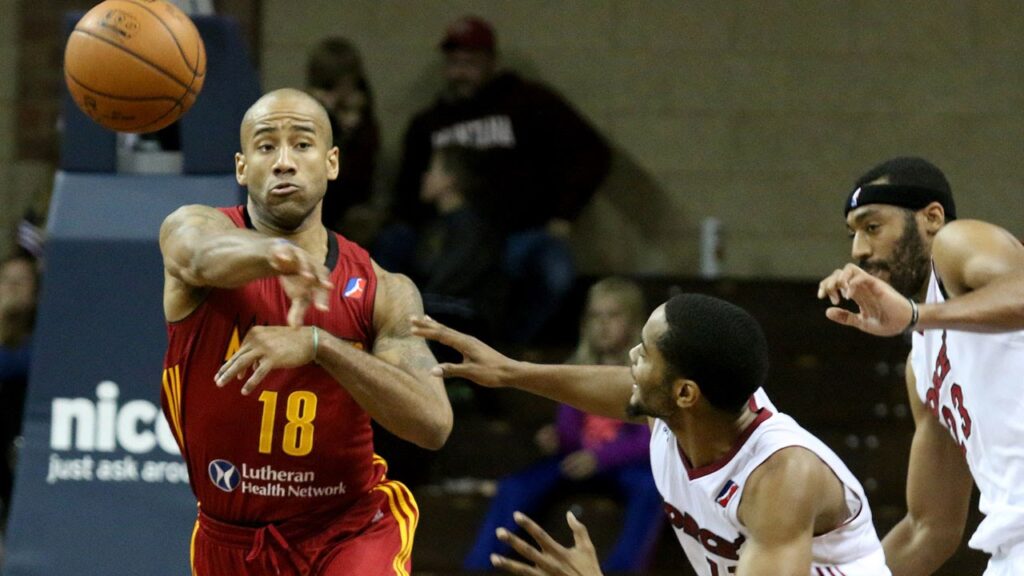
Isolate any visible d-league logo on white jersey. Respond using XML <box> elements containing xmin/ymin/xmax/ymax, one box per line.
<box><xmin>649</xmin><ymin>403</ymin><xmax>890</xmax><ymax>575</ymax></box>
<box><xmin>714</xmin><ymin>480</ymin><xmax>739</xmax><ymax>508</ymax></box>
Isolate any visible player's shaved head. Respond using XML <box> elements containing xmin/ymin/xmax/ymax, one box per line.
<box><xmin>240</xmin><ymin>88</ymin><xmax>333</xmax><ymax>148</ymax></box>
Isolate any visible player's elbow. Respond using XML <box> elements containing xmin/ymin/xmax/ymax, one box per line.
<box><xmin>914</xmin><ymin>515</ymin><xmax>965</xmax><ymax>563</ymax></box>
<box><xmin>416</xmin><ymin>409</ymin><xmax>453</xmax><ymax>451</ymax></box>
<box><xmin>927</xmin><ymin>523</ymin><xmax>965</xmax><ymax>560</ymax></box>
<box><xmin>185</xmin><ymin>250</ymin><xmax>213</xmax><ymax>286</ymax></box>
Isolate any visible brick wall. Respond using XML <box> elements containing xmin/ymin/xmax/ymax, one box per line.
<box><xmin>261</xmin><ymin>0</ymin><xmax>1024</xmax><ymax>278</ymax></box>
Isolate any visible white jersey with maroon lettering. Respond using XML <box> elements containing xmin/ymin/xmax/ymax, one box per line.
<box><xmin>910</xmin><ymin>268</ymin><xmax>1024</xmax><ymax>556</ymax></box>
<box><xmin>649</xmin><ymin>398</ymin><xmax>890</xmax><ymax>575</ymax></box>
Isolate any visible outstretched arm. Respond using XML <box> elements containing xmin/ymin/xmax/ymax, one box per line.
<box><xmin>317</xmin><ymin>267</ymin><xmax>452</xmax><ymax>449</ymax></box>
<box><xmin>159</xmin><ymin>204</ymin><xmax>332</xmax><ymax>324</ymax></box>
<box><xmin>735</xmin><ymin>447</ymin><xmax>839</xmax><ymax>575</ymax></box>
<box><xmin>410</xmin><ymin>316</ymin><xmax>639</xmax><ymax>422</ymax></box>
<box><xmin>882</xmin><ymin>362</ymin><xmax>973</xmax><ymax>575</ymax></box>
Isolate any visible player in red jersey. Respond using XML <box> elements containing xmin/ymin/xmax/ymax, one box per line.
<box><xmin>158</xmin><ymin>88</ymin><xmax>452</xmax><ymax>575</ymax></box>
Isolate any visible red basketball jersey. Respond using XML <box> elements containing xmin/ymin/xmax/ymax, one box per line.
<box><xmin>162</xmin><ymin>205</ymin><xmax>384</xmax><ymax>526</ymax></box>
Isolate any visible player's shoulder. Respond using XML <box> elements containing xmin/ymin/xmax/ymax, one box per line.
<box><xmin>159</xmin><ymin>204</ymin><xmax>236</xmax><ymax>245</ymax></box>
<box><xmin>933</xmin><ymin>219</ymin><xmax>1024</xmax><ymax>280</ymax></box>
<box><xmin>373</xmin><ymin>264</ymin><xmax>418</xmax><ymax>299</ymax></box>
<box><xmin>934</xmin><ymin>219</ymin><xmax>1016</xmax><ymax>251</ymax></box>
<box><xmin>749</xmin><ymin>445</ymin><xmax>827</xmax><ymax>495</ymax></box>
<box><xmin>162</xmin><ymin>203</ymin><xmax>234</xmax><ymax>226</ymax></box>
<box><xmin>371</xmin><ymin>262</ymin><xmax>423</xmax><ymax>314</ymax></box>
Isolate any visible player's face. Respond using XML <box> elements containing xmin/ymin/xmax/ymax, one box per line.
<box><xmin>584</xmin><ymin>294</ymin><xmax>634</xmax><ymax>358</ymax></box>
<box><xmin>626</xmin><ymin>306</ymin><xmax>677</xmax><ymax>420</ymax></box>
<box><xmin>846</xmin><ymin>204</ymin><xmax>932</xmax><ymax>297</ymax></box>
<box><xmin>236</xmin><ymin>93</ymin><xmax>340</xmax><ymax>231</ymax></box>
<box><xmin>443</xmin><ymin>49</ymin><xmax>495</xmax><ymax>100</ymax></box>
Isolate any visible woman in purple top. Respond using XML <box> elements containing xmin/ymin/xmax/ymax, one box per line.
<box><xmin>464</xmin><ymin>278</ymin><xmax>662</xmax><ymax>572</ymax></box>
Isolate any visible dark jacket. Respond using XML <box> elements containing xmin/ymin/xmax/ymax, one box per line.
<box><xmin>393</xmin><ymin>72</ymin><xmax>611</xmax><ymax>233</ymax></box>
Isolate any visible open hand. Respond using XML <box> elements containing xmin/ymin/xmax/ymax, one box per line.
<box><xmin>215</xmin><ymin>325</ymin><xmax>317</xmax><ymax>395</ymax></box>
<box><xmin>269</xmin><ymin>241</ymin><xmax>333</xmax><ymax>327</ymax></box>
<box><xmin>817</xmin><ymin>263</ymin><xmax>915</xmax><ymax>336</ymax></box>
<box><xmin>409</xmin><ymin>315</ymin><xmax>515</xmax><ymax>388</ymax></box>
<box><xmin>491</xmin><ymin>511</ymin><xmax>603</xmax><ymax>576</ymax></box>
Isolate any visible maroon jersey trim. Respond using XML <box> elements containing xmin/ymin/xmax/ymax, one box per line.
<box><xmin>678</xmin><ymin>407</ymin><xmax>774</xmax><ymax>480</ymax></box>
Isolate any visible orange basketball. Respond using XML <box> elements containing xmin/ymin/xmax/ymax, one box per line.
<box><xmin>64</xmin><ymin>0</ymin><xmax>207</xmax><ymax>133</ymax></box>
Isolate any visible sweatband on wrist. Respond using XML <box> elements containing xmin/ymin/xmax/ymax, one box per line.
<box><xmin>905</xmin><ymin>298</ymin><xmax>920</xmax><ymax>332</ymax></box>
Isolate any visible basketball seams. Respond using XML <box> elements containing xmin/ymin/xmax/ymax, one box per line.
<box><xmin>121</xmin><ymin>0</ymin><xmax>200</xmax><ymax>76</ymax></box>
<box><xmin>135</xmin><ymin>102</ymin><xmax>183</xmax><ymax>132</ymax></box>
<box><xmin>70</xmin><ymin>29</ymin><xmax>198</xmax><ymax>95</ymax></box>
<box><xmin>64</xmin><ymin>71</ymin><xmax>180</xmax><ymax>102</ymax></box>
<box><xmin>111</xmin><ymin>0</ymin><xmax>205</xmax><ymax>133</ymax></box>
<box><xmin>192</xmin><ymin>28</ymin><xmax>206</xmax><ymax>80</ymax></box>
<box><xmin>67</xmin><ymin>70</ymin><xmax>182</xmax><ymax>132</ymax></box>
<box><xmin>64</xmin><ymin>0</ymin><xmax>207</xmax><ymax>133</ymax></box>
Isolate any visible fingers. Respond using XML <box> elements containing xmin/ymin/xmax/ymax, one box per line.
<box><xmin>300</xmin><ymin>254</ymin><xmax>333</xmax><ymax>310</ymax></box>
<box><xmin>268</xmin><ymin>242</ymin><xmax>297</xmax><ymax>273</ymax></box>
<box><xmin>240</xmin><ymin>360</ymin><xmax>272</xmax><ymax>396</ymax></box>
<box><xmin>566</xmin><ymin>511</ymin><xmax>594</xmax><ymax>550</ymax></box>
<box><xmin>216</xmin><ymin>347</ymin><xmax>254</xmax><ymax>386</ymax></box>
<box><xmin>313</xmin><ymin>284</ymin><xmax>330</xmax><ymax>312</ymax></box>
<box><xmin>273</xmin><ymin>244</ymin><xmax>333</xmax><ymax>319</ymax></box>
<box><xmin>410</xmin><ymin>315</ymin><xmax>474</xmax><ymax>350</ymax></box>
<box><xmin>215</xmin><ymin>346</ymin><xmax>268</xmax><ymax>394</ymax></box>
<box><xmin>428</xmin><ymin>362</ymin><xmax>461</xmax><ymax>378</ymax></box>
<box><xmin>513</xmin><ymin>511</ymin><xmax>561</xmax><ymax>553</ymax></box>
<box><xmin>288</xmin><ymin>296</ymin><xmax>311</xmax><ymax>328</ymax></box>
<box><xmin>818</xmin><ymin>269</ymin><xmax>848</xmax><ymax>305</ymax></box>
<box><xmin>819</xmin><ymin>263</ymin><xmax>870</xmax><ymax>305</ymax></box>
<box><xmin>496</xmin><ymin>527</ymin><xmax>553</xmax><ymax>568</ymax></box>
<box><xmin>825</xmin><ymin>306</ymin><xmax>859</xmax><ymax>328</ymax></box>
<box><xmin>490</xmin><ymin>553</ymin><xmax>542</xmax><ymax>576</ymax></box>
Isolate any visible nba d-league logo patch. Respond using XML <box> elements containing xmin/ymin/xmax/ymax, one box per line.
<box><xmin>343</xmin><ymin>277</ymin><xmax>366</xmax><ymax>300</ymax></box>
<box><xmin>715</xmin><ymin>479</ymin><xmax>739</xmax><ymax>507</ymax></box>
<box><xmin>209</xmin><ymin>459</ymin><xmax>240</xmax><ymax>492</ymax></box>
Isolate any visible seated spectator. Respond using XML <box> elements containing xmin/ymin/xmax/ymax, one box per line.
<box><xmin>415</xmin><ymin>144</ymin><xmax>508</xmax><ymax>338</ymax></box>
<box><xmin>463</xmin><ymin>277</ymin><xmax>661</xmax><ymax>572</ymax></box>
<box><xmin>0</xmin><ymin>253</ymin><xmax>38</xmax><ymax>535</ymax></box>
<box><xmin>379</xmin><ymin>15</ymin><xmax>611</xmax><ymax>344</ymax></box>
<box><xmin>372</xmin><ymin>145</ymin><xmax>509</xmax><ymax>489</ymax></box>
<box><xmin>306</xmin><ymin>37</ymin><xmax>381</xmax><ymax>236</ymax></box>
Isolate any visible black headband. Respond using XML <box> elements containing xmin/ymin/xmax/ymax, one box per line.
<box><xmin>844</xmin><ymin>184</ymin><xmax>957</xmax><ymax>220</ymax></box>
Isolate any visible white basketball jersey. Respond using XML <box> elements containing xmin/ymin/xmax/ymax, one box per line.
<box><xmin>649</xmin><ymin>399</ymin><xmax>890</xmax><ymax>575</ymax></box>
<box><xmin>911</xmin><ymin>269</ymin><xmax>1024</xmax><ymax>555</ymax></box>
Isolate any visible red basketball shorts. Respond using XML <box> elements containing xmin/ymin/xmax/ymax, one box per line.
<box><xmin>190</xmin><ymin>479</ymin><xmax>418</xmax><ymax>576</ymax></box>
